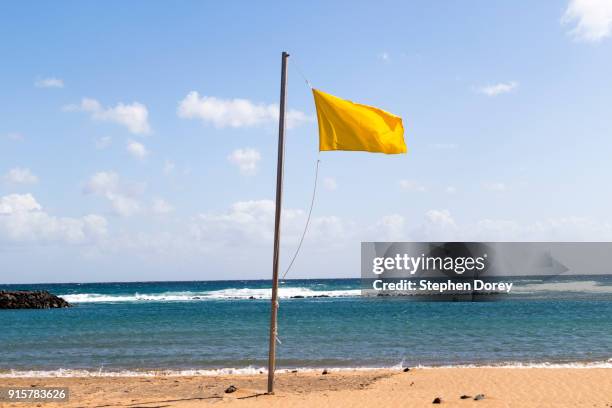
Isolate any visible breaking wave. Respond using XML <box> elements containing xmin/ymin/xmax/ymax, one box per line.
<box><xmin>2</xmin><ymin>359</ymin><xmax>611</xmax><ymax>378</ymax></box>
<box><xmin>60</xmin><ymin>287</ymin><xmax>361</xmax><ymax>303</ymax></box>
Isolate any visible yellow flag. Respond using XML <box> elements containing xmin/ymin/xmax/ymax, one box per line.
<box><xmin>312</xmin><ymin>89</ymin><xmax>406</xmax><ymax>154</ymax></box>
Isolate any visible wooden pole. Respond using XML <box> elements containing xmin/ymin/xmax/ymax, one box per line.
<box><xmin>267</xmin><ymin>51</ymin><xmax>289</xmax><ymax>394</ymax></box>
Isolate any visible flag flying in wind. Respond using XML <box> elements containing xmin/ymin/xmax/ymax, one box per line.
<box><xmin>312</xmin><ymin>89</ymin><xmax>406</xmax><ymax>154</ymax></box>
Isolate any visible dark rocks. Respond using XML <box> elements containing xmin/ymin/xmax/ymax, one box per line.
<box><xmin>290</xmin><ymin>294</ymin><xmax>329</xmax><ymax>298</ymax></box>
<box><xmin>474</xmin><ymin>394</ymin><xmax>485</xmax><ymax>401</ymax></box>
<box><xmin>403</xmin><ymin>367</ymin><xmax>411</xmax><ymax>372</ymax></box>
<box><xmin>248</xmin><ymin>296</ymin><xmax>256</xmax><ymax>300</ymax></box>
<box><xmin>432</xmin><ymin>397</ymin><xmax>442</xmax><ymax>404</ymax></box>
<box><xmin>322</xmin><ymin>369</ymin><xmax>329</xmax><ymax>375</ymax></box>
<box><xmin>0</xmin><ymin>291</ymin><xmax>71</xmax><ymax>309</ymax></box>
<box><xmin>225</xmin><ymin>385</ymin><xmax>237</xmax><ymax>394</ymax></box>
<box><xmin>460</xmin><ymin>395</ymin><xmax>471</xmax><ymax>399</ymax></box>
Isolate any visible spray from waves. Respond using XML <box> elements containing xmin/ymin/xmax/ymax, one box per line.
<box><xmin>60</xmin><ymin>287</ymin><xmax>361</xmax><ymax>303</ymax></box>
<box><xmin>2</xmin><ymin>359</ymin><xmax>611</xmax><ymax>378</ymax></box>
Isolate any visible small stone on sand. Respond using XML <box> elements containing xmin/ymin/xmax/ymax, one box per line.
<box><xmin>433</xmin><ymin>397</ymin><xmax>442</xmax><ymax>404</ymax></box>
<box><xmin>225</xmin><ymin>385</ymin><xmax>237</xmax><ymax>394</ymax></box>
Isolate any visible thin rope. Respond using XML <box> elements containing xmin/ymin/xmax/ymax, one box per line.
<box><xmin>281</xmin><ymin>158</ymin><xmax>321</xmax><ymax>281</ymax></box>
<box><xmin>290</xmin><ymin>56</ymin><xmax>313</xmax><ymax>89</ymax></box>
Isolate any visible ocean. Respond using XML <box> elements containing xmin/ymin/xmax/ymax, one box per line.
<box><xmin>1</xmin><ymin>275</ymin><xmax>611</xmax><ymax>376</ymax></box>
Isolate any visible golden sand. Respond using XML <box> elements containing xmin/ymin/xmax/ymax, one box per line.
<box><xmin>1</xmin><ymin>368</ymin><xmax>611</xmax><ymax>407</ymax></box>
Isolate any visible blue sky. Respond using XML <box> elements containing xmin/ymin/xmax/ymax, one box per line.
<box><xmin>1</xmin><ymin>1</ymin><xmax>612</xmax><ymax>283</ymax></box>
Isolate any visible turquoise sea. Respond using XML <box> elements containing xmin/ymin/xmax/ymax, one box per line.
<box><xmin>1</xmin><ymin>275</ymin><xmax>611</xmax><ymax>376</ymax></box>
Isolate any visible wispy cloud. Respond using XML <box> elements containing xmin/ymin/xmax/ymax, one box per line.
<box><xmin>126</xmin><ymin>140</ymin><xmax>148</xmax><ymax>160</ymax></box>
<box><xmin>323</xmin><ymin>177</ymin><xmax>337</xmax><ymax>191</ymax></box>
<box><xmin>227</xmin><ymin>148</ymin><xmax>261</xmax><ymax>175</ymax></box>
<box><xmin>84</xmin><ymin>171</ymin><xmax>143</xmax><ymax>217</ymax></box>
<box><xmin>163</xmin><ymin>160</ymin><xmax>176</xmax><ymax>175</ymax></box>
<box><xmin>5</xmin><ymin>132</ymin><xmax>24</xmax><ymax>141</ymax></box>
<box><xmin>399</xmin><ymin>180</ymin><xmax>426</xmax><ymax>192</ymax></box>
<box><xmin>95</xmin><ymin>136</ymin><xmax>112</xmax><ymax>150</ymax></box>
<box><xmin>3</xmin><ymin>167</ymin><xmax>38</xmax><ymax>185</ymax></box>
<box><xmin>477</xmin><ymin>81</ymin><xmax>518</xmax><ymax>96</ymax></box>
<box><xmin>371</xmin><ymin>214</ymin><xmax>405</xmax><ymax>241</ymax></box>
<box><xmin>152</xmin><ymin>198</ymin><xmax>174</xmax><ymax>214</ymax></box>
<box><xmin>562</xmin><ymin>0</ymin><xmax>612</xmax><ymax>42</ymax></box>
<box><xmin>64</xmin><ymin>98</ymin><xmax>151</xmax><ymax>134</ymax></box>
<box><xmin>192</xmin><ymin>199</ymin><xmax>347</xmax><ymax>247</ymax></box>
<box><xmin>177</xmin><ymin>91</ymin><xmax>310</xmax><ymax>129</ymax></box>
<box><xmin>35</xmin><ymin>77</ymin><xmax>64</xmax><ymax>88</ymax></box>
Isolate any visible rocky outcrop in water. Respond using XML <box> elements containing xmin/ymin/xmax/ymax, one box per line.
<box><xmin>0</xmin><ymin>290</ymin><xmax>71</xmax><ymax>309</ymax></box>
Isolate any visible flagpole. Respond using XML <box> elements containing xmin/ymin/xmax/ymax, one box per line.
<box><xmin>267</xmin><ymin>50</ymin><xmax>289</xmax><ymax>394</ymax></box>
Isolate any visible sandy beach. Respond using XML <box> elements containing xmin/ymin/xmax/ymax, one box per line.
<box><xmin>1</xmin><ymin>368</ymin><xmax>611</xmax><ymax>407</ymax></box>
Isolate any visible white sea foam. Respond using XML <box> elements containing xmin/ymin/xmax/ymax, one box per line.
<box><xmin>414</xmin><ymin>359</ymin><xmax>612</xmax><ymax>369</ymax></box>
<box><xmin>203</xmin><ymin>287</ymin><xmax>360</xmax><ymax>300</ymax></box>
<box><xmin>1</xmin><ymin>359</ymin><xmax>610</xmax><ymax>378</ymax></box>
<box><xmin>60</xmin><ymin>287</ymin><xmax>361</xmax><ymax>303</ymax></box>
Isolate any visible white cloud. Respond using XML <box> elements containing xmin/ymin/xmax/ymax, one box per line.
<box><xmin>410</xmin><ymin>209</ymin><xmax>460</xmax><ymax>241</ymax></box>
<box><xmin>152</xmin><ymin>198</ymin><xmax>174</xmax><ymax>214</ymax></box>
<box><xmin>192</xmin><ymin>200</ymin><xmax>284</xmax><ymax>245</ymax></box>
<box><xmin>0</xmin><ymin>193</ymin><xmax>107</xmax><ymax>244</ymax></box>
<box><xmin>84</xmin><ymin>171</ymin><xmax>142</xmax><ymax>216</ymax></box>
<box><xmin>323</xmin><ymin>177</ymin><xmax>337</xmax><ymax>191</ymax></box>
<box><xmin>126</xmin><ymin>140</ymin><xmax>148</xmax><ymax>160</ymax></box>
<box><xmin>415</xmin><ymin>210</ymin><xmax>612</xmax><ymax>241</ymax></box>
<box><xmin>191</xmin><ymin>199</ymin><xmax>348</xmax><ymax>248</ymax></box>
<box><xmin>483</xmin><ymin>182</ymin><xmax>507</xmax><ymax>192</ymax></box>
<box><xmin>227</xmin><ymin>148</ymin><xmax>261</xmax><ymax>175</ymax></box>
<box><xmin>477</xmin><ymin>81</ymin><xmax>518</xmax><ymax>96</ymax></box>
<box><xmin>95</xmin><ymin>204</ymin><xmax>350</xmax><ymax>262</ymax></box>
<box><xmin>177</xmin><ymin>91</ymin><xmax>310</xmax><ymax>129</ymax></box>
<box><xmin>3</xmin><ymin>167</ymin><xmax>38</xmax><ymax>185</ymax></box>
<box><xmin>372</xmin><ymin>214</ymin><xmax>406</xmax><ymax>240</ymax></box>
<box><xmin>425</xmin><ymin>209</ymin><xmax>456</xmax><ymax>228</ymax></box>
<box><xmin>95</xmin><ymin>136</ymin><xmax>112</xmax><ymax>150</ymax></box>
<box><xmin>163</xmin><ymin>160</ymin><xmax>176</xmax><ymax>175</ymax></box>
<box><xmin>562</xmin><ymin>0</ymin><xmax>612</xmax><ymax>42</ymax></box>
<box><xmin>35</xmin><ymin>77</ymin><xmax>64</xmax><ymax>88</ymax></box>
<box><xmin>403</xmin><ymin>208</ymin><xmax>612</xmax><ymax>241</ymax></box>
<box><xmin>285</xmin><ymin>110</ymin><xmax>311</xmax><ymax>129</ymax></box>
<box><xmin>399</xmin><ymin>179</ymin><xmax>426</xmax><ymax>192</ymax></box>
<box><xmin>64</xmin><ymin>98</ymin><xmax>151</xmax><ymax>134</ymax></box>
<box><xmin>0</xmin><ymin>193</ymin><xmax>41</xmax><ymax>214</ymax></box>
